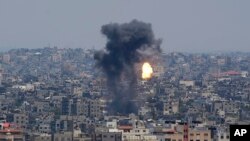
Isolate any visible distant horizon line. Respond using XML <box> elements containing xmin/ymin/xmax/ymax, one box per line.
<box><xmin>1</xmin><ymin>46</ymin><xmax>250</xmax><ymax>54</ymax></box>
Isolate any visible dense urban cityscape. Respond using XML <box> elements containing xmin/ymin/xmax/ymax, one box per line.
<box><xmin>0</xmin><ymin>47</ymin><xmax>250</xmax><ymax>141</ymax></box>
<box><xmin>1</xmin><ymin>1</ymin><xmax>250</xmax><ymax>141</ymax></box>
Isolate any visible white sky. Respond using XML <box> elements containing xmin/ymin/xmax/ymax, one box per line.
<box><xmin>0</xmin><ymin>0</ymin><xmax>250</xmax><ymax>53</ymax></box>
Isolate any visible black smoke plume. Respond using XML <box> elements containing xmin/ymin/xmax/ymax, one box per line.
<box><xmin>95</xmin><ymin>19</ymin><xmax>161</xmax><ymax>115</ymax></box>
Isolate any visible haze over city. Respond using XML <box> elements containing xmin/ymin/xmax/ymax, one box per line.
<box><xmin>2</xmin><ymin>1</ymin><xmax>250</xmax><ymax>141</ymax></box>
<box><xmin>1</xmin><ymin>0</ymin><xmax>250</xmax><ymax>53</ymax></box>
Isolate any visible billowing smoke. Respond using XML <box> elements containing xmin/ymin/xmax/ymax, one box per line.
<box><xmin>95</xmin><ymin>19</ymin><xmax>161</xmax><ymax>115</ymax></box>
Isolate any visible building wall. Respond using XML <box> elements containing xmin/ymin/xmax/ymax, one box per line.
<box><xmin>93</xmin><ymin>132</ymin><xmax>122</xmax><ymax>141</ymax></box>
<box><xmin>161</xmin><ymin>133</ymin><xmax>183</xmax><ymax>141</ymax></box>
<box><xmin>163</xmin><ymin>101</ymin><xmax>179</xmax><ymax>115</ymax></box>
<box><xmin>217</xmin><ymin>132</ymin><xmax>230</xmax><ymax>141</ymax></box>
<box><xmin>32</xmin><ymin>135</ymin><xmax>52</xmax><ymax>141</ymax></box>
<box><xmin>14</xmin><ymin>113</ymin><xmax>28</xmax><ymax>129</ymax></box>
<box><xmin>54</xmin><ymin>131</ymin><xmax>73</xmax><ymax>141</ymax></box>
<box><xmin>179</xmin><ymin>80</ymin><xmax>195</xmax><ymax>87</ymax></box>
<box><xmin>189</xmin><ymin>129</ymin><xmax>211</xmax><ymax>141</ymax></box>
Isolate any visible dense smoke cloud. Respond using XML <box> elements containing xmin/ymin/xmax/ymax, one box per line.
<box><xmin>95</xmin><ymin>19</ymin><xmax>161</xmax><ymax>115</ymax></box>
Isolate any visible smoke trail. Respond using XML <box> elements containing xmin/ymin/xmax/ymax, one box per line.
<box><xmin>94</xmin><ymin>19</ymin><xmax>161</xmax><ymax>115</ymax></box>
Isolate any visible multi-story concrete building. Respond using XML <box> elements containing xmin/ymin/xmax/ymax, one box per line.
<box><xmin>189</xmin><ymin>128</ymin><xmax>211</xmax><ymax>141</ymax></box>
<box><xmin>31</xmin><ymin>134</ymin><xmax>52</xmax><ymax>141</ymax></box>
<box><xmin>217</xmin><ymin>128</ymin><xmax>230</xmax><ymax>141</ymax></box>
<box><xmin>163</xmin><ymin>101</ymin><xmax>179</xmax><ymax>115</ymax></box>
<box><xmin>0</xmin><ymin>122</ymin><xmax>24</xmax><ymax>141</ymax></box>
<box><xmin>13</xmin><ymin>113</ymin><xmax>29</xmax><ymax>129</ymax></box>
<box><xmin>92</xmin><ymin>132</ymin><xmax>122</xmax><ymax>141</ymax></box>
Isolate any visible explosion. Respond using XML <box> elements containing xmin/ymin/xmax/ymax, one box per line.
<box><xmin>94</xmin><ymin>19</ymin><xmax>161</xmax><ymax>115</ymax></box>
<box><xmin>142</xmin><ymin>62</ymin><xmax>153</xmax><ymax>80</ymax></box>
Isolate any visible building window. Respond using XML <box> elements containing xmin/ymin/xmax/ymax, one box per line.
<box><xmin>221</xmin><ymin>135</ymin><xmax>224</xmax><ymax>139</ymax></box>
<box><xmin>226</xmin><ymin>135</ymin><xmax>229</xmax><ymax>139</ymax></box>
<box><xmin>204</xmin><ymin>133</ymin><xmax>208</xmax><ymax>136</ymax></box>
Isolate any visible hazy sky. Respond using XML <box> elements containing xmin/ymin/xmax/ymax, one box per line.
<box><xmin>0</xmin><ymin>0</ymin><xmax>250</xmax><ymax>52</ymax></box>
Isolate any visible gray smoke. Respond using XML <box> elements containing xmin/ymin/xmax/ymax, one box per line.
<box><xmin>95</xmin><ymin>19</ymin><xmax>161</xmax><ymax>115</ymax></box>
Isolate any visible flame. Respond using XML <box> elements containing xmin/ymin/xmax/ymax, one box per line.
<box><xmin>142</xmin><ymin>62</ymin><xmax>153</xmax><ymax>80</ymax></box>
